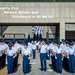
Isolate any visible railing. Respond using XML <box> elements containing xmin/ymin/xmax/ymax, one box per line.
<box><xmin>3</xmin><ymin>33</ymin><xmax>25</xmax><ymax>39</ymax></box>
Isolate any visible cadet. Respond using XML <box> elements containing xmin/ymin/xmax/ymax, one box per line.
<box><xmin>37</xmin><ymin>26</ymin><xmax>40</xmax><ymax>40</ymax></box>
<box><xmin>1</xmin><ymin>39</ymin><xmax>8</xmax><ymax>68</ymax></box>
<box><xmin>50</xmin><ymin>39</ymin><xmax>58</xmax><ymax>70</ymax></box>
<box><xmin>32</xmin><ymin>26</ymin><xmax>35</xmax><ymax>40</ymax></box>
<box><xmin>54</xmin><ymin>41</ymin><xmax>62</xmax><ymax>73</ymax></box>
<box><xmin>27</xmin><ymin>42</ymin><xmax>32</xmax><ymax>69</ymax></box>
<box><xmin>0</xmin><ymin>39</ymin><xmax>3</xmax><ymax>69</ymax></box>
<box><xmin>60</xmin><ymin>39</ymin><xmax>66</xmax><ymax>50</ymax></box>
<box><xmin>73</xmin><ymin>41</ymin><xmax>75</xmax><ymax>70</ymax></box>
<box><xmin>35</xmin><ymin>26</ymin><xmax>38</xmax><ymax>40</ymax></box>
<box><xmin>13</xmin><ymin>40</ymin><xmax>20</xmax><ymax>70</ymax></box>
<box><xmin>39</xmin><ymin>41</ymin><xmax>48</xmax><ymax>71</ymax></box>
<box><xmin>46</xmin><ymin>42</ymin><xmax>50</xmax><ymax>60</ymax></box>
<box><xmin>62</xmin><ymin>40</ymin><xmax>70</xmax><ymax>71</ymax></box>
<box><xmin>6</xmin><ymin>43</ymin><xmax>15</xmax><ymax>74</ymax></box>
<box><xmin>22</xmin><ymin>43</ymin><xmax>31</xmax><ymax>74</ymax></box>
<box><xmin>32</xmin><ymin>41</ymin><xmax>37</xmax><ymax>59</ymax></box>
<box><xmin>0</xmin><ymin>39</ymin><xmax>8</xmax><ymax>69</ymax></box>
<box><xmin>68</xmin><ymin>43</ymin><xmax>75</xmax><ymax>73</ymax></box>
<box><xmin>40</xmin><ymin>26</ymin><xmax>43</xmax><ymax>40</ymax></box>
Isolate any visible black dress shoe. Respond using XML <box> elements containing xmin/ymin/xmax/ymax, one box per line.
<box><xmin>72</xmin><ymin>71</ymin><xmax>74</xmax><ymax>73</ymax></box>
<box><xmin>59</xmin><ymin>71</ymin><xmax>62</xmax><ymax>73</ymax></box>
<box><xmin>8</xmin><ymin>72</ymin><xmax>10</xmax><ymax>74</ymax></box>
<box><xmin>11</xmin><ymin>72</ymin><xmax>13</xmax><ymax>73</ymax></box>
<box><xmin>40</xmin><ymin>69</ymin><xmax>43</xmax><ymax>71</ymax></box>
<box><xmin>24</xmin><ymin>72</ymin><xmax>26</xmax><ymax>74</ymax></box>
<box><xmin>44</xmin><ymin>69</ymin><xmax>46</xmax><ymax>71</ymax></box>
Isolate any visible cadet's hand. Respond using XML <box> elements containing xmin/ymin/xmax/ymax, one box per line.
<box><xmin>18</xmin><ymin>48</ymin><xmax>21</xmax><ymax>52</ymax></box>
<box><xmin>66</xmin><ymin>53</ymin><xmax>69</xmax><ymax>57</ymax></box>
<box><xmin>50</xmin><ymin>49</ymin><xmax>52</xmax><ymax>53</ymax></box>
<box><xmin>46</xmin><ymin>50</ymin><xmax>48</xmax><ymax>53</ymax></box>
<box><xmin>0</xmin><ymin>51</ymin><xmax>2</xmax><ymax>55</ymax></box>
<box><xmin>28</xmin><ymin>57</ymin><xmax>30</xmax><ymax>59</ymax></box>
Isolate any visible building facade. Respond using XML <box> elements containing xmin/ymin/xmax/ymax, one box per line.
<box><xmin>0</xmin><ymin>2</ymin><xmax>75</xmax><ymax>40</ymax></box>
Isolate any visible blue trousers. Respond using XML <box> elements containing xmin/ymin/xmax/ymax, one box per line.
<box><xmin>35</xmin><ymin>34</ymin><xmax>37</xmax><ymax>40</ymax></box>
<box><xmin>32</xmin><ymin>50</ymin><xmax>36</xmax><ymax>59</ymax></box>
<box><xmin>28</xmin><ymin>59</ymin><xmax>30</xmax><ymax>70</ymax></box>
<box><xmin>0</xmin><ymin>55</ymin><xmax>2</xmax><ymax>68</ymax></box>
<box><xmin>74</xmin><ymin>56</ymin><xmax>75</xmax><ymax>70</ymax></box>
<box><xmin>13</xmin><ymin>55</ymin><xmax>19</xmax><ymax>70</ymax></box>
<box><xmin>23</xmin><ymin>55</ymin><xmax>29</xmax><ymax>73</ymax></box>
<box><xmin>38</xmin><ymin>34</ymin><xmax>40</xmax><ymax>40</ymax></box>
<box><xmin>1</xmin><ymin>54</ymin><xmax>6</xmax><ymax>67</ymax></box>
<box><xmin>55</xmin><ymin>54</ymin><xmax>62</xmax><ymax>72</ymax></box>
<box><xmin>68</xmin><ymin>55</ymin><xmax>74</xmax><ymax>72</ymax></box>
<box><xmin>7</xmin><ymin>56</ymin><xmax>14</xmax><ymax>73</ymax></box>
<box><xmin>46</xmin><ymin>51</ymin><xmax>50</xmax><ymax>60</ymax></box>
<box><xmin>63</xmin><ymin>56</ymin><xmax>69</xmax><ymax>71</ymax></box>
<box><xmin>51</xmin><ymin>56</ymin><xmax>55</xmax><ymax>69</ymax></box>
<box><xmin>40</xmin><ymin>53</ymin><xmax>47</xmax><ymax>70</ymax></box>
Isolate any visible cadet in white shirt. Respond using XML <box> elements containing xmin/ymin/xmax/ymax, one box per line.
<box><xmin>21</xmin><ymin>43</ymin><xmax>31</xmax><ymax>74</ymax></box>
<box><xmin>38</xmin><ymin>26</ymin><xmax>41</xmax><ymax>40</ymax></box>
<box><xmin>39</xmin><ymin>41</ymin><xmax>48</xmax><ymax>71</ymax></box>
<box><xmin>32</xmin><ymin>41</ymin><xmax>37</xmax><ymax>59</ymax></box>
<box><xmin>46</xmin><ymin>42</ymin><xmax>50</xmax><ymax>60</ymax></box>
<box><xmin>73</xmin><ymin>41</ymin><xmax>75</xmax><ymax>70</ymax></box>
<box><xmin>6</xmin><ymin>43</ymin><xmax>16</xmax><ymax>74</ymax></box>
<box><xmin>0</xmin><ymin>40</ymin><xmax>3</xmax><ymax>69</ymax></box>
<box><xmin>40</xmin><ymin>26</ymin><xmax>43</xmax><ymax>40</ymax></box>
<box><xmin>68</xmin><ymin>43</ymin><xmax>75</xmax><ymax>73</ymax></box>
<box><xmin>54</xmin><ymin>41</ymin><xmax>62</xmax><ymax>73</ymax></box>
<box><xmin>62</xmin><ymin>40</ymin><xmax>70</xmax><ymax>71</ymax></box>
<box><xmin>12</xmin><ymin>40</ymin><xmax>21</xmax><ymax>71</ymax></box>
<box><xmin>0</xmin><ymin>39</ymin><xmax>8</xmax><ymax>69</ymax></box>
<box><xmin>35</xmin><ymin>26</ymin><xmax>38</xmax><ymax>40</ymax></box>
<box><xmin>32</xmin><ymin>26</ymin><xmax>35</xmax><ymax>40</ymax></box>
<box><xmin>60</xmin><ymin>39</ymin><xmax>66</xmax><ymax>50</ymax></box>
<box><xmin>1</xmin><ymin>39</ymin><xmax>8</xmax><ymax>68</ymax></box>
<box><xmin>50</xmin><ymin>40</ymin><xmax>58</xmax><ymax>70</ymax></box>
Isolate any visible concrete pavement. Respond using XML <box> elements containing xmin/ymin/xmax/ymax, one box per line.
<box><xmin>0</xmin><ymin>52</ymin><xmax>74</xmax><ymax>75</ymax></box>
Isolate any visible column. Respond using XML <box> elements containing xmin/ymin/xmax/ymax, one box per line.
<box><xmin>60</xmin><ymin>20</ymin><xmax>65</xmax><ymax>41</ymax></box>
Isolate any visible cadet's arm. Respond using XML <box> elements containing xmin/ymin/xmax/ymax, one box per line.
<box><xmin>22</xmin><ymin>54</ymin><xmax>24</xmax><ymax>58</ymax></box>
<box><xmin>46</xmin><ymin>49</ymin><xmax>48</xmax><ymax>53</ymax></box>
<box><xmin>52</xmin><ymin>50</ymin><xmax>56</xmax><ymax>57</ymax></box>
<box><xmin>38</xmin><ymin>44</ymin><xmax>42</xmax><ymax>49</ymax></box>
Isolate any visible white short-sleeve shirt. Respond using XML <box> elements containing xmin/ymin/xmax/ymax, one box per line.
<box><xmin>6</xmin><ymin>47</ymin><xmax>15</xmax><ymax>56</ymax></box>
<box><xmin>40</xmin><ymin>44</ymin><xmax>47</xmax><ymax>53</ymax></box>
<box><xmin>22</xmin><ymin>47</ymin><xmax>31</xmax><ymax>55</ymax></box>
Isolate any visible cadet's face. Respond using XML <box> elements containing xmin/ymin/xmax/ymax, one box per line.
<box><xmin>9</xmin><ymin>46</ymin><xmax>12</xmax><ymax>50</ymax></box>
<box><xmin>47</xmin><ymin>44</ymin><xmax>49</xmax><ymax>46</ymax></box>
<box><xmin>52</xmin><ymin>42</ymin><xmax>54</xmax><ymax>44</ymax></box>
<box><xmin>54</xmin><ymin>43</ymin><xmax>57</xmax><ymax>46</ymax></box>
<box><xmin>42</xmin><ymin>41</ymin><xmax>45</xmax><ymax>45</ymax></box>
<box><xmin>15</xmin><ymin>41</ymin><xmax>17</xmax><ymax>44</ymax></box>
<box><xmin>70</xmin><ymin>45</ymin><xmax>73</xmax><ymax>48</ymax></box>
<box><xmin>24</xmin><ymin>45</ymin><xmax>27</xmax><ymax>49</ymax></box>
<box><xmin>63</xmin><ymin>42</ymin><xmax>65</xmax><ymax>44</ymax></box>
<box><xmin>0</xmin><ymin>42</ymin><xmax>3</xmax><ymax>45</ymax></box>
<box><xmin>2</xmin><ymin>42</ymin><xmax>4</xmax><ymax>44</ymax></box>
<box><xmin>57</xmin><ymin>44</ymin><xmax>60</xmax><ymax>47</ymax></box>
<box><xmin>0</xmin><ymin>42</ymin><xmax>1</xmax><ymax>44</ymax></box>
<box><xmin>67</xmin><ymin>44</ymin><xmax>69</xmax><ymax>47</ymax></box>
